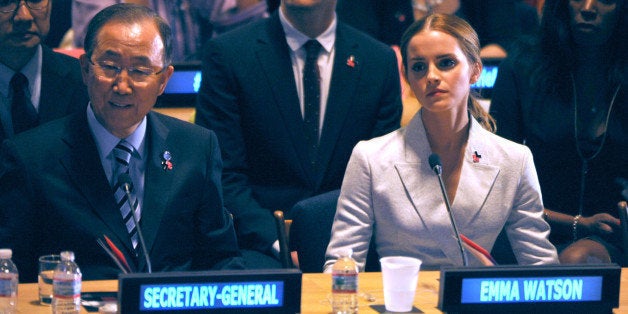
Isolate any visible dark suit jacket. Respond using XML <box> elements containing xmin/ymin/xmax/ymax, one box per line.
<box><xmin>0</xmin><ymin>45</ymin><xmax>88</xmax><ymax>140</ymax></box>
<box><xmin>195</xmin><ymin>13</ymin><xmax>402</xmax><ymax>253</ymax></box>
<box><xmin>336</xmin><ymin>0</ymin><xmax>414</xmax><ymax>46</ymax></box>
<box><xmin>0</xmin><ymin>111</ymin><xmax>243</xmax><ymax>282</ymax></box>
<box><xmin>336</xmin><ymin>0</ymin><xmax>526</xmax><ymax>52</ymax></box>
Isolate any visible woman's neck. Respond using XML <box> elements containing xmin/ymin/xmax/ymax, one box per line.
<box><xmin>422</xmin><ymin>108</ymin><xmax>469</xmax><ymax>156</ymax></box>
<box><xmin>574</xmin><ymin>44</ymin><xmax>611</xmax><ymax>69</ymax></box>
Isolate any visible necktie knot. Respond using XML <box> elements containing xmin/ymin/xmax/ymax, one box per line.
<box><xmin>10</xmin><ymin>72</ymin><xmax>28</xmax><ymax>91</ymax></box>
<box><xmin>114</xmin><ymin>140</ymin><xmax>134</xmax><ymax>168</ymax></box>
<box><xmin>304</xmin><ymin>40</ymin><xmax>322</xmax><ymax>63</ymax></box>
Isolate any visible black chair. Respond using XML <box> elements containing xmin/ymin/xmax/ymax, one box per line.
<box><xmin>289</xmin><ymin>190</ymin><xmax>380</xmax><ymax>272</ymax></box>
<box><xmin>273</xmin><ymin>210</ymin><xmax>294</xmax><ymax>269</ymax></box>
<box><xmin>490</xmin><ymin>228</ymin><xmax>518</xmax><ymax>265</ymax></box>
<box><xmin>617</xmin><ymin>201</ymin><xmax>628</xmax><ymax>266</ymax></box>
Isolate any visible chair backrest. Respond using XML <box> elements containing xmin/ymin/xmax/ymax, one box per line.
<box><xmin>617</xmin><ymin>201</ymin><xmax>628</xmax><ymax>266</ymax></box>
<box><xmin>490</xmin><ymin>228</ymin><xmax>517</xmax><ymax>265</ymax></box>
<box><xmin>273</xmin><ymin>210</ymin><xmax>294</xmax><ymax>269</ymax></box>
<box><xmin>290</xmin><ymin>190</ymin><xmax>380</xmax><ymax>272</ymax></box>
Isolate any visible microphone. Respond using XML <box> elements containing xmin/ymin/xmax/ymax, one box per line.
<box><xmin>428</xmin><ymin>153</ymin><xmax>468</xmax><ymax>266</ymax></box>
<box><xmin>118</xmin><ymin>173</ymin><xmax>152</xmax><ymax>273</ymax></box>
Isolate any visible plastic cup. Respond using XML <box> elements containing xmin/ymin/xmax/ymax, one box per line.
<box><xmin>99</xmin><ymin>303</ymin><xmax>118</xmax><ymax>314</ymax></box>
<box><xmin>380</xmin><ymin>256</ymin><xmax>422</xmax><ymax>312</ymax></box>
<box><xmin>38</xmin><ymin>254</ymin><xmax>61</xmax><ymax>305</ymax></box>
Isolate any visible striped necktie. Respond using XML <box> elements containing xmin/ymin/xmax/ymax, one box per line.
<box><xmin>113</xmin><ymin>140</ymin><xmax>140</xmax><ymax>250</ymax></box>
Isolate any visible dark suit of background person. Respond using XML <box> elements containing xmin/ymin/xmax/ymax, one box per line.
<box><xmin>195</xmin><ymin>0</ymin><xmax>402</xmax><ymax>268</ymax></box>
<box><xmin>0</xmin><ymin>3</ymin><xmax>243</xmax><ymax>282</ymax></box>
<box><xmin>335</xmin><ymin>0</ymin><xmax>537</xmax><ymax>51</ymax></box>
<box><xmin>0</xmin><ymin>0</ymin><xmax>88</xmax><ymax>140</ymax></box>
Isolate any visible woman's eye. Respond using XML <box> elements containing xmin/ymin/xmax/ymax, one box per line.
<box><xmin>411</xmin><ymin>62</ymin><xmax>427</xmax><ymax>72</ymax></box>
<box><xmin>438</xmin><ymin>58</ymin><xmax>457</xmax><ymax>69</ymax></box>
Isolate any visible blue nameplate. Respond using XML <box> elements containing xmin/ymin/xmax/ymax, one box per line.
<box><xmin>438</xmin><ymin>264</ymin><xmax>620</xmax><ymax>313</ymax></box>
<box><xmin>119</xmin><ymin>269</ymin><xmax>301</xmax><ymax>313</ymax></box>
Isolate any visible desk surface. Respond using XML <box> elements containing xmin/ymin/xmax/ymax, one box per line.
<box><xmin>15</xmin><ymin>270</ymin><xmax>628</xmax><ymax>313</ymax></box>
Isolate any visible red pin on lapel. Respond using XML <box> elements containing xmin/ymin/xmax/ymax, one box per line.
<box><xmin>161</xmin><ymin>150</ymin><xmax>173</xmax><ymax>171</ymax></box>
<box><xmin>346</xmin><ymin>55</ymin><xmax>356</xmax><ymax>68</ymax></box>
<box><xmin>472</xmin><ymin>151</ymin><xmax>481</xmax><ymax>163</ymax></box>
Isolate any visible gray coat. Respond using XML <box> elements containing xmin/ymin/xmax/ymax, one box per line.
<box><xmin>325</xmin><ymin>110</ymin><xmax>559</xmax><ymax>271</ymax></box>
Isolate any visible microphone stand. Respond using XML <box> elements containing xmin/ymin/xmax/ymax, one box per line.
<box><xmin>120</xmin><ymin>173</ymin><xmax>152</xmax><ymax>273</ymax></box>
<box><xmin>430</xmin><ymin>154</ymin><xmax>468</xmax><ymax>266</ymax></box>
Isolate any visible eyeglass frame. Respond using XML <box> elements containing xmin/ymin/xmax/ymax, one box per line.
<box><xmin>87</xmin><ymin>57</ymin><xmax>167</xmax><ymax>84</ymax></box>
<box><xmin>0</xmin><ymin>0</ymin><xmax>50</xmax><ymax>14</ymax></box>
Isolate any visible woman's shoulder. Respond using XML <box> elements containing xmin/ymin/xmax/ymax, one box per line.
<box><xmin>473</xmin><ymin>124</ymin><xmax>533</xmax><ymax>162</ymax></box>
<box><xmin>353</xmin><ymin>128</ymin><xmax>406</xmax><ymax>157</ymax></box>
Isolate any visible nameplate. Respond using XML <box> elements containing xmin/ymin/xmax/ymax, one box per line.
<box><xmin>118</xmin><ymin>269</ymin><xmax>302</xmax><ymax>313</ymax></box>
<box><xmin>438</xmin><ymin>264</ymin><xmax>620</xmax><ymax>313</ymax></box>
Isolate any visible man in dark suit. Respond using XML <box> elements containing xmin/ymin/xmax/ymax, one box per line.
<box><xmin>196</xmin><ymin>0</ymin><xmax>402</xmax><ymax>267</ymax></box>
<box><xmin>0</xmin><ymin>0</ymin><xmax>88</xmax><ymax>140</ymax></box>
<box><xmin>0</xmin><ymin>3</ymin><xmax>243</xmax><ymax>282</ymax></box>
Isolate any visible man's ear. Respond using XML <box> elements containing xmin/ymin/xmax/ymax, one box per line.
<box><xmin>157</xmin><ymin>65</ymin><xmax>175</xmax><ymax>95</ymax></box>
<box><xmin>79</xmin><ymin>54</ymin><xmax>90</xmax><ymax>83</ymax></box>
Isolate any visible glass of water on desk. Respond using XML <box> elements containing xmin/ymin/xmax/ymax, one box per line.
<box><xmin>38</xmin><ymin>254</ymin><xmax>61</xmax><ymax>305</ymax></box>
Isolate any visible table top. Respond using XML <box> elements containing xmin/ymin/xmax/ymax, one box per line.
<box><xmin>15</xmin><ymin>270</ymin><xmax>628</xmax><ymax>313</ymax></box>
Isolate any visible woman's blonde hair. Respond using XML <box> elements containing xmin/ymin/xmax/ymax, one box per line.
<box><xmin>400</xmin><ymin>14</ymin><xmax>496</xmax><ymax>132</ymax></box>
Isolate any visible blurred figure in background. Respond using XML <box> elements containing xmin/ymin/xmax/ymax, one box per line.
<box><xmin>490</xmin><ymin>0</ymin><xmax>627</xmax><ymax>264</ymax></box>
<box><xmin>335</xmin><ymin>0</ymin><xmax>539</xmax><ymax>58</ymax></box>
<box><xmin>72</xmin><ymin>0</ymin><xmax>268</xmax><ymax>62</ymax></box>
<box><xmin>0</xmin><ymin>0</ymin><xmax>87</xmax><ymax>140</ymax></box>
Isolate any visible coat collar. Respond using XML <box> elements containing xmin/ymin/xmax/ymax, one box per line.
<box><xmin>395</xmin><ymin>110</ymin><xmax>500</xmax><ymax>264</ymax></box>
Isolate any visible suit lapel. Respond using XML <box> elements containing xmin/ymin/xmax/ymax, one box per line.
<box><xmin>317</xmin><ymin>24</ymin><xmax>362</xmax><ymax>186</ymax></box>
<box><xmin>394</xmin><ymin>114</ymin><xmax>467</xmax><ymax>264</ymax></box>
<box><xmin>394</xmin><ymin>113</ymin><xmax>499</xmax><ymax>264</ymax></box>
<box><xmin>256</xmin><ymin>15</ymin><xmax>316</xmax><ymax>184</ymax></box>
<box><xmin>38</xmin><ymin>47</ymin><xmax>77</xmax><ymax>121</ymax></box>
<box><xmin>59</xmin><ymin>115</ymin><xmax>137</xmax><ymax>269</ymax></box>
<box><xmin>137</xmin><ymin>112</ymin><xmax>173</xmax><ymax>271</ymax></box>
<box><xmin>454</xmin><ymin>119</ymin><xmax>500</xmax><ymax>224</ymax></box>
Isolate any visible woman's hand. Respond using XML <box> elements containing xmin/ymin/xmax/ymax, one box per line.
<box><xmin>579</xmin><ymin>213</ymin><xmax>621</xmax><ymax>236</ymax></box>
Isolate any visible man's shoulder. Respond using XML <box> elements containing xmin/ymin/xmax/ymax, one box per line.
<box><xmin>6</xmin><ymin>114</ymin><xmax>80</xmax><ymax>160</ymax></box>
<box><xmin>209</xmin><ymin>16</ymin><xmax>272</xmax><ymax>47</ymax></box>
<box><xmin>41</xmin><ymin>45</ymin><xmax>83</xmax><ymax>78</ymax></box>
<box><xmin>150</xmin><ymin>111</ymin><xmax>215</xmax><ymax>139</ymax></box>
<box><xmin>336</xmin><ymin>21</ymin><xmax>395</xmax><ymax>54</ymax></box>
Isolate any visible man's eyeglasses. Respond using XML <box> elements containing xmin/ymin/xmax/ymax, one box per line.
<box><xmin>88</xmin><ymin>59</ymin><xmax>165</xmax><ymax>83</ymax></box>
<box><xmin>0</xmin><ymin>0</ymin><xmax>49</xmax><ymax>13</ymax></box>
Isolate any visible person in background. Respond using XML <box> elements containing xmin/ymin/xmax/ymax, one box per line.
<box><xmin>71</xmin><ymin>0</ymin><xmax>268</xmax><ymax>62</ymax></box>
<box><xmin>335</xmin><ymin>0</ymin><xmax>539</xmax><ymax>58</ymax></box>
<box><xmin>489</xmin><ymin>0</ymin><xmax>627</xmax><ymax>264</ymax></box>
<box><xmin>324</xmin><ymin>14</ymin><xmax>558</xmax><ymax>271</ymax></box>
<box><xmin>196</xmin><ymin>0</ymin><xmax>402</xmax><ymax>268</ymax></box>
<box><xmin>0</xmin><ymin>3</ymin><xmax>243</xmax><ymax>282</ymax></box>
<box><xmin>44</xmin><ymin>0</ymin><xmax>70</xmax><ymax>48</ymax></box>
<box><xmin>0</xmin><ymin>0</ymin><xmax>88</xmax><ymax>140</ymax></box>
